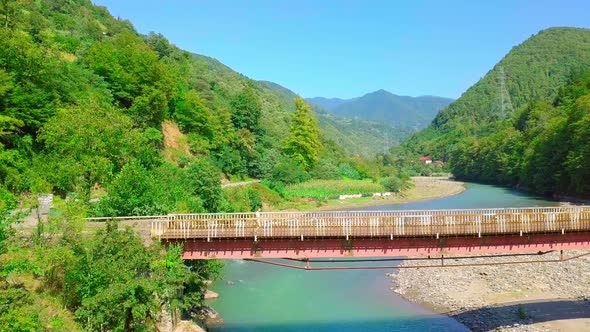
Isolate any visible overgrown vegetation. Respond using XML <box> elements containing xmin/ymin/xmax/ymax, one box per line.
<box><xmin>449</xmin><ymin>73</ymin><xmax>590</xmax><ymax>197</ymax></box>
<box><xmin>284</xmin><ymin>179</ymin><xmax>385</xmax><ymax>199</ymax></box>
<box><xmin>0</xmin><ymin>195</ymin><xmax>221</xmax><ymax>331</ymax></box>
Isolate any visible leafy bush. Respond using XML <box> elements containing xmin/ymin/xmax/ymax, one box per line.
<box><xmin>94</xmin><ymin>161</ymin><xmax>162</xmax><ymax>216</ymax></box>
<box><xmin>185</xmin><ymin>158</ymin><xmax>222</xmax><ymax>212</ymax></box>
<box><xmin>337</xmin><ymin>163</ymin><xmax>362</xmax><ymax>180</ymax></box>
<box><xmin>271</xmin><ymin>157</ymin><xmax>309</xmax><ymax>185</ymax></box>
<box><xmin>247</xmin><ymin>189</ymin><xmax>263</xmax><ymax>211</ymax></box>
<box><xmin>0</xmin><ymin>187</ymin><xmax>18</xmax><ymax>253</ymax></box>
<box><xmin>380</xmin><ymin>176</ymin><xmax>405</xmax><ymax>192</ymax></box>
<box><xmin>310</xmin><ymin>159</ymin><xmax>339</xmax><ymax>180</ymax></box>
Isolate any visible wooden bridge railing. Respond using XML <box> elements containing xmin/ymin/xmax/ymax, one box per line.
<box><xmin>147</xmin><ymin>206</ymin><xmax>590</xmax><ymax>241</ymax></box>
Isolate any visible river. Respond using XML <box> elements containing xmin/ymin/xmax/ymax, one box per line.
<box><xmin>206</xmin><ymin>183</ymin><xmax>559</xmax><ymax>331</ymax></box>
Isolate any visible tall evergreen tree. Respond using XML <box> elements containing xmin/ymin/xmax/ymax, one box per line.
<box><xmin>283</xmin><ymin>97</ymin><xmax>321</xmax><ymax>170</ymax></box>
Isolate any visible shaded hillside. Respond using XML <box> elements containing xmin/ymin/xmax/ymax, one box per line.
<box><xmin>260</xmin><ymin>81</ymin><xmax>412</xmax><ymax>157</ymax></box>
<box><xmin>308</xmin><ymin>90</ymin><xmax>453</xmax><ymax>129</ymax></box>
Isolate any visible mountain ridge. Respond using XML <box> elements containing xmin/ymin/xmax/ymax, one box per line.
<box><xmin>307</xmin><ymin>89</ymin><xmax>453</xmax><ymax>129</ymax></box>
<box><xmin>258</xmin><ymin>81</ymin><xmax>412</xmax><ymax>157</ymax></box>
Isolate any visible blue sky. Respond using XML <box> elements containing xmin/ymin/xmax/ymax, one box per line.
<box><xmin>93</xmin><ymin>0</ymin><xmax>590</xmax><ymax>99</ymax></box>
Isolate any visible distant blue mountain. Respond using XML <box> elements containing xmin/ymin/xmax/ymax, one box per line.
<box><xmin>307</xmin><ymin>90</ymin><xmax>453</xmax><ymax>129</ymax></box>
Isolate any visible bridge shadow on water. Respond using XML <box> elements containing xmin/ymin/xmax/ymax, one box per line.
<box><xmin>207</xmin><ymin>299</ymin><xmax>590</xmax><ymax>332</ymax></box>
<box><xmin>209</xmin><ymin>316</ymin><xmax>469</xmax><ymax>332</ymax></box>
<box><xmin>450</xmin><ymin>298</ymin><xmax>590</xmax><ymax>331</ymax></box>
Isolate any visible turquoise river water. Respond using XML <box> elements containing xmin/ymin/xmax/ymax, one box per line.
<box><xmin>206</xmin><ymin>183</ymin><xmax>559</xmax><ymax>331</ymax></box>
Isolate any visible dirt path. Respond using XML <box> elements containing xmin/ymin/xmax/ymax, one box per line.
<box><xmin>221</xmin><ymin>180</ymin><xmax>260</xmax><ymax>188</ymax></box>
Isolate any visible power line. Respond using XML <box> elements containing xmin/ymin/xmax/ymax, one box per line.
<box><xmin>498</xmin><ymin>66</ymin><xmax>514</xmax><ymax>118</ymax></box>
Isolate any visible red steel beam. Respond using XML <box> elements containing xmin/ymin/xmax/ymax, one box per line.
<box><xmin>173</xmin><ymin>232</ymin><xmax>590</xmax><ymax>259</ymax></box>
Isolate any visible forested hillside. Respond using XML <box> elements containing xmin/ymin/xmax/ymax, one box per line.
<box><xmin>0</xmin><ymin>1</ymin><xmax>413</xmax><ymax>329</ymax></box>
<box><xmin>450</xmin><ymin>73</ymin><xmax>590</xmax><ymax>197</ymax></box>
<box><xmin>308</xmin><ymin>90</ymin><xmax>453</xmax><ymax>129</ymax></box>
<box><xmin>0</xmin><ymin>0</ymin><xmax>397</xmax><ymax>216</ymax></box>
<box><xmin>404</xmin><ymin>27</ymin><xmax>590</xmax><ymax>198</ymax></box>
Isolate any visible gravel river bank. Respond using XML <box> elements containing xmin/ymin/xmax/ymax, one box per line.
<box><xmin>389</xmin><ymin>251</ymin><xmax>590</xmax><ymax>331</ymax></box>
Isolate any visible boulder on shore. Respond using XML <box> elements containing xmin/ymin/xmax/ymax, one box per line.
<box><xmin>205</xmin><ymin>290</ymin><xmax>219</xmax><ymax>299</ymax></box>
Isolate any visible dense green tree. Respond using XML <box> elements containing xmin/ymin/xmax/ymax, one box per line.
<box><xmin>84</xmin><ymin>32</ymin><xmax>173</xmax><ymax>126</ymax></box>
<box><xmin>36</xmin><ymin>102</ymin><xmax>143</xmax><ymax>194</ymax></box>
<box><xmin>230</xmin><ymin>86</ymin><xmax>261</xmax><ymax>135</ymax></box>
<box><xmin>186</xmin><ymin>158</ymin><xmax>222</xmax><ymax>212</ymax></box>
<box><xmin>60</xmin><ymin>223</ymin><xmax>206</xmax><ymax>331</ymax></box>
<box><xmin>173</xmin><ymin>90</ymin><xmax>213</xmax><ymax>138</ymax></box>
<box><xmin>283</xmin><ymin>97</ymin><xmax>321</xmax><ymax>170</ymax></box>
<box><xmin>95</xmin><ymin>160</ymin><xmax>160</xmax><ymax>216</ymax></box>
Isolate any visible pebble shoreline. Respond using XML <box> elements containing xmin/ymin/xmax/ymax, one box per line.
<box><xmin>388</xmin><ymin>250</ymin><xmax>590</xmax><ymax>331</ymax></box>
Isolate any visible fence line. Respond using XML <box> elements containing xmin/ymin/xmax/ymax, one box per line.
<box><xmin>128</xmin><ymin>206</ymin><xmax>590</xmax><ymax>241</ymax></box>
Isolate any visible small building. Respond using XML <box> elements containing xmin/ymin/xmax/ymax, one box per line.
<box><xmin>419</xmin><ymin>156</ymin><xmax>432</xmax><ymax>164</ymax></box>
<box><xmin>435</xmin><ymin>160</ymin><xmax>445</xmax><ymax>167</ymax></box>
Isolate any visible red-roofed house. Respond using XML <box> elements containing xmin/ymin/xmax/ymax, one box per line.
<box><xmin>419</xmin><ymin>156</ymin><xmax>432</xmax><ymax>164</ymax></box>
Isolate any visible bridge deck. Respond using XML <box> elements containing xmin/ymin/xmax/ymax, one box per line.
<box><xmin>150</xmin><ymin>206</ymin><xmax>590</xmax><ymax>241</ymax></box>
<box><xmin>89</xmin><ymin>206</ymin><xmax>590</xmax><ymax>259</ymax></box>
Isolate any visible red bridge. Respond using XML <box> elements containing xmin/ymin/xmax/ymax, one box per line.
<box><xmin>133</xmin><ymin>206</ymin><xmax>590</xmax><ymax>260</ymax></box>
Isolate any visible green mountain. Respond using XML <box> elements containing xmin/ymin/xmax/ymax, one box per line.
<box><xmin>259</xmin><ymin>81</ymin><xmax>412</xmax><ymax>157</ymax></box>
<box><xmin>308</xmin><ymin>90</ymin><xmax>453</xmax><ymax>129</ymax></box>
<box><xmin>403</xmin><ymin>27</ymin><xmax>590</xmax><ymax>198</ymax></box>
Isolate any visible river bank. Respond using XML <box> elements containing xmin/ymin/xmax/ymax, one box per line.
<box><xmin>285</xmin><ymin>176</ymin><xmax>466</xmax><ymax>211</ymax></box>
<box><xmin>389</xmin><ymin>251</ymin><xmax>590</xmax><ymax>331</ymax></box>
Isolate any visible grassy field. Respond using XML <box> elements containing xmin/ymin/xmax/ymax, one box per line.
<box><xmin>283</xmin><ymin>179</ymin><xmax>385</xmax><ymax>199</ymax></box>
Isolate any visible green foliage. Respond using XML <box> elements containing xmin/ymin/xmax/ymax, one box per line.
<box><xmin>446</xmin><ymin>73</ymin><xmax>590</xmax><ymax>198</ymax></box>
<box><xmin>380</xmin><ymin>176</ymin><xmax>405</xmax><ymax>192</ymax></box>
<box><xmin>55</xmin><ymin>223</ymin><xmax>205</xmax><ymax>331</ymax></box>
<box><xmin>95</xmin><ymin>161</ymin><xmax>210</xmax><ymax>216</ymax></box>
<box><xmin>404</xmin><ymin>28</ymin><xmax>590</xmax><ymax>199</ymax></box>
<box><xmin>0</xmin><ymin>285</ymin><xmax>43</xmax><ymax>332</ymax></box>
<box><xmin>337</xmin><ymin>163</ymin><xmax>362</xmax><ymax>180</ymax></box>
<box><xmin>230</xmin><ymin>86</ymin><xmax>262</xmax><ymax>135</ymax></box>
<box><xmin>221</xmin><ymin>183</ymin><xmax>282</xmax><ymax>212</ymax></box>
<box><xmin>84</xmin><ymin>31</ymin><xmax>172</xmax><ymax>124</ymax></box>
<box><xmin>185</xmin><ymin>158</ymin><xmax>222</xmax><ymax>212</ymax></box>
<box><xmin>271</xmin><ymin>156</ymin><xmax>309</xmax><ymax>185</ymax></box>
<box><xmin>173</xmin><ymin>90</ymin><xmax>214</xmax><ymax>139</ymax></box>
<box><xmin>310</xmin><ymin>159</ymin><xmax>340</xmax><ymax>180</ymax></box>
<box><xmin>0</xmin><ymin>187</ymin><xmax>17</xmax><ymax>253</ymax></box>
<box><xmin>283</xmin><ymin>97</ymin><xmax>322</xmax><ymax>170</ymax></box>
<box><xmin>95</xmin><ymin>160</ymin><xmax>162</xmax><ymax>216</ymax></box>
<box><xmin>36</xmin><ymin>101</ymin><xmax>146</xmax><ymax>194</ymax></box>
<box><xmin>284</xmin><ymin>179</ymin><xmax>384</xmax><ymax>199</ymax></box>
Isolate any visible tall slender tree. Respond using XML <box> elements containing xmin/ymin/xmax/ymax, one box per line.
<box><xmin>283</xmin><ymin>97</ymin><xmax>321</xmax><ymax>170</ymax></box>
